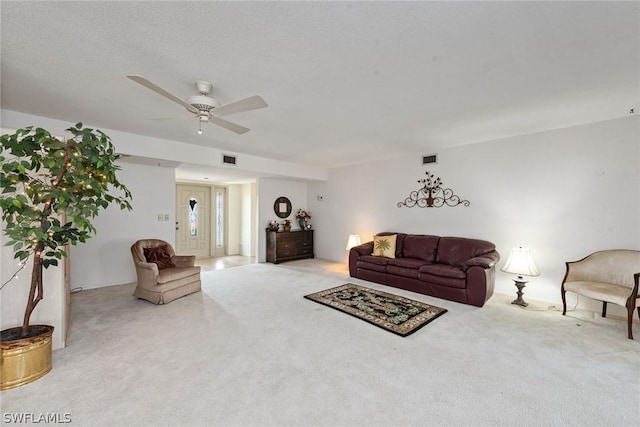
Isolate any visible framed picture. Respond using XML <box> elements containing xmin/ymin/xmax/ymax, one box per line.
<box><xmin>274</xmin><ymin>196</ymin><xmax>292</xmax><ymax>218</ymax></box>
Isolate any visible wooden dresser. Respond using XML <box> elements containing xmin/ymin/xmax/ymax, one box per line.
<box><xmin>266</xmin><ymin>230</ymin><xmax>314</xmax><ymax>264</ymax></box>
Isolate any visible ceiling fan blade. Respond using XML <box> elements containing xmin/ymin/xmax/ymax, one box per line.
<box><xmin>208</xmin><ymin>116</ymin><xmax>250</xmax><ymax>134</ymax></box>
<box><xmin>148</xmin><ymin>116</ymin><xmax>193</xmax><ymax>121</ymax></box>
<box><xmin>212</xmin><ymin>95</ymin><xmax>268</xmax><ymax>117</ymax></box>
<box><xmin>127</xmin><ymin>75</ymin><xmax>197</xmax><ymax>113</ymax></box>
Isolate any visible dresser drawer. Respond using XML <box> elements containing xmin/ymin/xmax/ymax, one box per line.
<box><xmin>298</xmin><ymin>247</ymin><xmax>313</xmax><ymax>256</ymax></box>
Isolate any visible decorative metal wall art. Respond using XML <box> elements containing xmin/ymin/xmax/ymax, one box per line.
<box><xmin>397</xmin><ymin>171</ymin><xmax>470</xmax><ymax>208</ymax></box>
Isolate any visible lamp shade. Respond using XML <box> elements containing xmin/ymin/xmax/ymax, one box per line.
<box><xmin>501</xmin><ymin>247</ymin><xmax>540</xmax><ymax>277</ymax></box>
<box><xmin>346</xmin><ymin>234</ymin><xmax>361</xmax><ymax>250</ymax></box>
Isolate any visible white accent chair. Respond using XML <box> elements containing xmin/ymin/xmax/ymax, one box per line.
<box><xmin>561</xmin><ymin>249</ymin><xmax>640</xmax><ymax>339</ymax></box>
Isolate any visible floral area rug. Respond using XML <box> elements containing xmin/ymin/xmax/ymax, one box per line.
<box><xmin>304</xmin><ymin>283</ymin><xmax>447</xmax><ymax>337</ymax></box>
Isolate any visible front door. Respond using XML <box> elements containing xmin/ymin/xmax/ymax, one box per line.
<box><xmin>176</xmin><ymin>184</ymin><xmax>210</xmax><ymax>258</ymax></box>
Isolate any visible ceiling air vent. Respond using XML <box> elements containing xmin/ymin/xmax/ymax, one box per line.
<box><xmin>222</xmin><ymin>154</ymin><xmax>237</xmax><ymax>166</ymax></box>
<box><xmin>422</xmin><ymin>154</ymin><xmax>437</xmax><ymax>165</ymax></box>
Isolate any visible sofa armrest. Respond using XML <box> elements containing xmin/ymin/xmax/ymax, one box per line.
<box><xmin>172</xmin><ymin>255</ymin><xmax>196</xmax><ymax>268</ymax></box>
<box><xmin>466</xmin><ymin>251</ymin><xmax>500</xmax><ymax>270</ymax></box>
<box><xmin>353</xmin><ymin>242</ymin><xmax>374</xmax><ymax>256</ymax></box>
<box><xmin>466</xmin><ymin>265</ymin><xmax>496</xmax><ymax>307</ymax></box>
<box><xmin>134</xmin><ymin>260</ymin><xmax>159</xmax><ymax>274</ymax></box>
<box><xmin>349</xmin><ymin>242</ymin><xmax>374</xmax><ymax>277</ymax></box>
<box><xmin>133</xmin><ymin>261</ymin><xmax>159</xmax><ymax>288</ymax></box>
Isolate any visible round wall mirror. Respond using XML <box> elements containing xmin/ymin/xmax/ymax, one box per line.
<box><xmin>274</xmin><ymin>196</ymin><xmax>292</xmax><ymax>218</ymax></box>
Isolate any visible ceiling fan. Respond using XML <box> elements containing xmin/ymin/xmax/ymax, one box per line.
<box><xmin>126</xmin><ymin>75</ymin><xmax>268</xmax><ymax>135</ymax></box>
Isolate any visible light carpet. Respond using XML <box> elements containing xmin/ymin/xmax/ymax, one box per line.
<box><xmin>2</xmin><ymin>259</ymin><xmax>639</xmax><ymax>427</ymax></box>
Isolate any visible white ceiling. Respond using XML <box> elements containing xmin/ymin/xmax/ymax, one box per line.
<box><xmin>1</xmin><ymin>1</ymin><xmax>638</xmax><ymax>183</ymax></box>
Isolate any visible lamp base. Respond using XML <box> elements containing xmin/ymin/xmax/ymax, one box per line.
<box><xmin>511</xmin><ymin>278</ymin><xmax>529</xmax><ymax>307</ymax></box>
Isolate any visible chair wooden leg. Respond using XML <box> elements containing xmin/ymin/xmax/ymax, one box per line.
<box><xmin>601</xmin><ymin>301</ymin><xmax>608</xmax><ymax>318</ymax></box>
<box><xmin>561</xmin><ymin>290</ymin><xmax>567</xmax><ymax>315</ymax></box>
<box><xmin>627</xmin><ymin>304</ymin><xmax>634</xmax><ymax>339</ymax></box>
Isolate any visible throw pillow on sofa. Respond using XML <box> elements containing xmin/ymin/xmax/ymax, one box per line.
<box><xmin>372</xmin><ymin>234</ymin><xmax>397</xmax><ymax>258</ymax></box>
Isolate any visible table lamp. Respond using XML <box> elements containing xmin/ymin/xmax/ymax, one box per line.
<box><xmin>501</xmin><ymin>246</ymin><xmax>540</xmax><ymax>307</ymax></box>
<box><xmin>346</xmin><ymin>234</ymin><xmax>361</xmax><ymax>250</ymax></box>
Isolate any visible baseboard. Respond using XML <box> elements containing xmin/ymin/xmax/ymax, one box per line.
<box><xmin>494</xmin><ymin>290</ymin><xmax>639</xmax><ymax>324</ymax></box>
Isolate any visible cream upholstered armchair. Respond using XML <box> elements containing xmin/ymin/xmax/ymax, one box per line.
<box><xmin>561</xmin><ymin>249</ymin><xmax>640</xmax><ymax>339</ymax></box>
<box><xmin>131</xmin><ymin>239</ymin><xmax>201</xmax><ymax>304</ymax></box>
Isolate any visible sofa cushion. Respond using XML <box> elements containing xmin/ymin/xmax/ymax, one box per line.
<box><xmin>372</xmin><ymin>234</ymin><xmax>397</xmax><ymax>258</ymax></box>
<box><xmin>143</xmin><ymin>245</ymin><xmax>176</xmax><ymax>270</ymax></box>
<box><xmin>387</xmin><ymin>265</ymin><xmax>420</xmax><ymax>279</ymax></box>
<box><xmin>156</xmin><ymin>266</ymin><xmax>200</xmax><ymax>283</ymax></box>
<box><xmin>385</xmin><ymin>258</ymin><xmax>431</xmax><ymax>279</ymax></box>
<box><xmin>402</xmin><ymin>235</ymin><xmax>440</xmax><ymax>262</ymax></box>
<box><xmin>387</xmin><ymin>257</ymin><xmax>431</xmax><ymax>269</ymax></box>
<box><xmin>563</xmin><ymin>281</ymin><xmax>633</xmax><ymax>307</ymax></box>
<box><xmin>436</xmin><ymin>237</ymin><xmax>496</xmax><ymax>268</ymax></box>
<box><xmin>418</xmin><ymin>264</ymin><xmax>467</xmax><ymax>289</ymax></box>
<box><xmin>356</xmin><ymin>255</ymin><xmax>389</xmax><ymax>273</ymax></box>
<box><xmin>419</xmin><ymin>264</ymin><xmax>466</xmax><ymax>279</ymax></box>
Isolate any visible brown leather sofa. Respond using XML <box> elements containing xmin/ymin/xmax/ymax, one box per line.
<box><xmin>349</xmin><ymin>233</ymin><xmax>500</xmax><ymax>307</ymax></box>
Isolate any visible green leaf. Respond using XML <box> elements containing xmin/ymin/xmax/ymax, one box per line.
<box><xmin>42</xmin><ymin>259</ymin><xmax>58</xmax><ymax>268</ymax></box>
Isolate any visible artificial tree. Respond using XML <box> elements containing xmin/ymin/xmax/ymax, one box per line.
<box><xmin>0</xmin><ymin>123</ymin><xmax>132</xmax><ymax>339</ymax></box>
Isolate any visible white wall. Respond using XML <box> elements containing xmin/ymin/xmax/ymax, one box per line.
<box><xmin>308</xmin><ymin>116</ymin><xmax>640</xmax><ymax>314</ymax></box>
<box><xmin>227</xmin><ymin>184</ymin><xmax>241</xmax><ymax>255</ymax></box>
<box><xmin>240</xmin><ymin>183</ymin><xmax>257</xmax><ymax>257</ymax></box>
<box><xmin>70</xmin><ymin>162</ymin><xmax>176</xmax><ymax>289</ymax></box>
<box><xmin>1</xmin><ymin>244</ymin><xmax>68</xmax><ymax>349</ymax></box>
<box><xmin>256</xmin><ymin>178</ymin><xmax>309</xmax><ymax>262</ymax></box>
